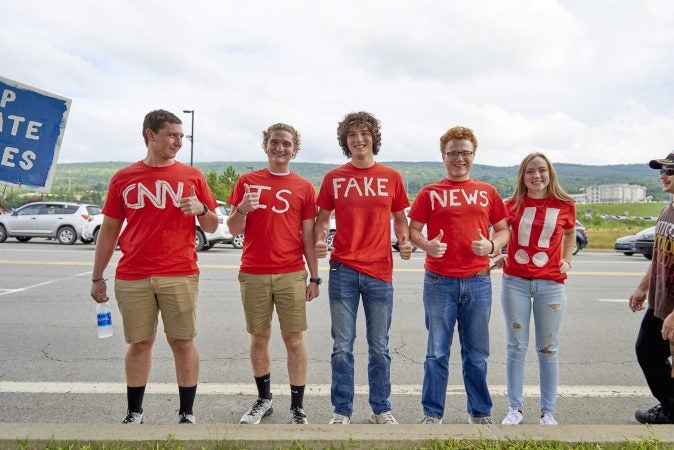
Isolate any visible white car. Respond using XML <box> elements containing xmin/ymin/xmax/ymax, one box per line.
<box><xmin>0</xmin><ymin>201</ymin><xmax>101</xmax><ymax>245</ymax></box>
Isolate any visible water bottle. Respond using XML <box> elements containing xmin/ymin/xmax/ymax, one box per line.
<box><xmin>96</xmin><ymin>301</ymin><xmax>113</xmax><ymax>338</ymax></box>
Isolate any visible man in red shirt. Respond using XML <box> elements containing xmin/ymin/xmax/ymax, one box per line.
<box><xmin>90</xmin><ymin>109</ymin><xmax>219</xmax><ymax>425</ymax></box>
<box><xmin>409</xmin><ymin>125</ymin><xmax>509</xmax><ymax>425</ymax></box>
<box><xmin>228</xmin><ymin>123</ymin><xmax>319</xmax><ymax>425</ymax></box>
<box><xmin>314</xmin><ymin>111</ymin><xmax>412</xmax><ymax>425</ymax></box>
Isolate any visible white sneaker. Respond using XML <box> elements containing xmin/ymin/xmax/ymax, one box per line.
<box><xmin>468</xmin><ymin>415</ymin><xmax>493</xmax><ymax>424</ymax></box>
<box><xmin>177</xmin><ymin>412</ymin><xmax>195</xmax><ymax>424</ymax></box>
<box><xmin>122</xmin><ymin>410</ymin><xmax>144</xmax><ymax>424</ymax></box>
<box><xmin>370</xmin><ymin>410</ymin><xmax>399</xmax><ymax>424</ymax></box>
<box><xmin>501</xmin><ymin>408</ymin><xmax>523</xmax><ymax>425</ymax></box>
<box><xmin>421</xmin><ymin>415</ymin><xmax>443</xmax><ymax>424</ymax></box>
<box><xmin>239</xmin><ymin>398</ymin><xmax>273</xmax><ymax>424</ymax></box>
<box><xmin>328</xmin><ymin>413</ymin><xmax>351</xmax><ymax>424</ymax></box>
<box><xmin>540</xmin><ymin>413</ymin><xmax>558</xmax><ymax>425</ymax></box>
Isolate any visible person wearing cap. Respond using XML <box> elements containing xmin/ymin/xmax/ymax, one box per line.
<box><xmin>630</xmin><ymin>151</ymin><xmax>674</xmax><ymax>424</ymax></box>
<box><xmin>408</xmin><ymin>125</ymin><xmax>509</xmax><ymax>425</ymax></box>
<box><xmin>314</xmin><ymin>111</ymin><xmax>413</xmax><ymax>425</ymax></box>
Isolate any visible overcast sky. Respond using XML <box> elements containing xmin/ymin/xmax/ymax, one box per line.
<box><xmin>3</xmin><ymin>0</ymin><xmax>674</xmax><ymax>167</ymax></box>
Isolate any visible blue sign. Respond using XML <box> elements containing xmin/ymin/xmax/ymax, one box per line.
<box><xmin>0</xmin><ymin>76</ymin><xmax>71</xmax><ymax>192</ymax></box>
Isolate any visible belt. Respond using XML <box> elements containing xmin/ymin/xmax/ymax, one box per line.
<box><xmin>475</xmin><ymin>269</ymin><xmax>490</xmax><ymax>276</ymax></box>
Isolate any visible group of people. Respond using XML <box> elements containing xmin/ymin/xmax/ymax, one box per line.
<box><xmin>89</xmin><ymin>109</ymin><xmax>674</xmax><ymax>426</ymax></box>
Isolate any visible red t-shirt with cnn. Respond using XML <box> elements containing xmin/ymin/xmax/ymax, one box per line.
<box><xmin>503</xmin><ymin>196</ymin><xmax>576</xmax><ymax>283</ymax></box>
<box><xmin>103</xmin><ymin>161</ymin><xmax>217</xmax><ymax>280</ymax></box>
<box><xmin>408</xmin><ymin>178</ymin><xmax>508</xmax><ymax>278</ymax></box>
<box><xmin>316</xmin><ymin>162</ymin><xmax>409</xmax><ymax>282</ymax></box>
<box><xmin>228</xmin><ymin>169</ymin><xmax>317</xmax><ymax>274</ymax></box>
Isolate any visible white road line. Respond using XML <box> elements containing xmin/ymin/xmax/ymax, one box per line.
<box><xmin>0</xmin><ymin>271</ymin><xmax>92</xmax><ymax>297</ymax></box>
<box><xmin>599</xmin><ymin>299</ymin><xmax>628</xmax><ymax>303</ymax></box>
<box><xmin>0</xmin><ymin>382</ymin><xmax>651</xmax><ymax>397</ymax></box>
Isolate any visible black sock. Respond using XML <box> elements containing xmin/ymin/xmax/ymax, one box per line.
<box><xmin>127</xmin><ymin>386</ymin><xmax>146</xmax><ymax>414</ymax></box>
<box><xmin>290</xmin><ymin>384</ymin><xmax>305</xmax><ymax>409</ymax></box>
<box><xmin>178</xmin><ymin>384</ymin><xmax>197</xmax><ymax>415</ymax></box>
<box><xmin>255</xmin><ymin>373</ymin><xmax>272</xmax><ymax>400</ymax></box>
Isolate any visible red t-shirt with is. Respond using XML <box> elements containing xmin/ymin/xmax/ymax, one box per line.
<box><xmin>103</xmin><ymin>161</ymin><xmax>217</xmax><ymax>280</ymax></box>
<box><xmin>228</xmin><ymin>169</ymin><xmax>317</xmax><ymax>274</ymax></box>
<box><xmin>409</xmin><ymin>178</ymin><xmax>507</xmax><ymax>278</ymax></box>
<box><xmin>503</xmin><ymin>196</ymin><xmax>576</xmax><ymax>283</ymax></box>
<box><xmin>316</xmin><ymin>162</ymin><xmax>409</xmax><ymax>282</ymax></box>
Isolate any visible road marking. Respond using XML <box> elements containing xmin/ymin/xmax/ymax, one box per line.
<box><xmin>599</xmin><ymin>299</ymin><xmax>628</xmax><ymax>303</ymax></box>
<box><xmin>0</xmin><ymin>271</ymin><xmax>92</xmax><ymax>297</ymax></box>
<box><xmin>0</xmin><ymin>381</ymin><xmax>651</xmax><ymax>397</ymax></box>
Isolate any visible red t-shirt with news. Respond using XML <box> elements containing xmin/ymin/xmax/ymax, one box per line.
<box><xmin>408</xmin><ymin>178</ymin><xmax>507</xmax><ymax>278</ymax></box>
<box><xmin>228</xmin><ymin>169</ymin><xmax>317</xmax><ymax>274</ymax></box>
<box><xmin>103</xmin><ymin>161</ymin><xmax>217</xmax><ymax>280</ymax></box>
<box><xmin>316</xmin><ymin>162</ymin><xmax>409</xmax><ymax>282</ymax></box>
<box><xmin>503</xmin><ymin>196</ymin><xmax>576</xmax><ymax>283</ymax></box>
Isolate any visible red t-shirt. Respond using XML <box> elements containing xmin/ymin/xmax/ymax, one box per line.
<box><xmin>409</xmin><ymin>178</ymin><xmax>507</xmax><ymax>278</ymax></box>
<box><xmin>503</xmin><ymin>196</ymin><xmax>576</xmax><ymax>283</ymax></box>
<box><xmin>316</xmin><ymin>162</ymin><xmax>409</xmax><ymax>282</ymax></box>
<box><xmin>228</xmin><ymin>169</ymin><xmax>317</xmax><ymax>274</ymax></box>
<box><xmin>103</xmin><ymin>161</ymin><xmax>217</xmax><ymax>280</ymax></box>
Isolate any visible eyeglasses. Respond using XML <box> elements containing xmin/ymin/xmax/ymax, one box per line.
<box><xmin>660</xmin><ymin>168</ymin><xmax>674</xmax><ymax>176</ymax></box>
<box><xmin>446</xmin><ymin>151</ymin><xmax>474</xmax><ymax>159</ymax></box>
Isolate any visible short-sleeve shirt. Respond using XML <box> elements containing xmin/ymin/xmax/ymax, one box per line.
<box><xmin>408</xmin><ymin>178</ymin><xmax>507</xmax><ymax>278</ymax></box>
<box><xmin>228</xmin><ymin>169</ymin><xmax>317</xmax><ymax>275</ymax></box>
<box><xmin>503</xmin><ymin>196</ymin><xmax>576</xmax><ymax>283</ymax></box>
<box><xmin>649</xmin><ymin>204</ymin><xmax>674</xmax><ymax>320</ymax></box>
<box><xmin>316</xmin><ymin>162</ymin><xmax>409</xmax><ymax>282</ymax></box>
<box><xmin>103</xmin><ymin>160</ymin><xmax>217</xmax><ymax>280</ymax></box>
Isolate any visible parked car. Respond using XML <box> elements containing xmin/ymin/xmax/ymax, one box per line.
<box><xmin>391</xmin><ymin>208</ymin><xmax>425</xmax><ymax>252</ymax></box>
<box><xmin>0</xmin><ymin>201</ymin><xmax>101</xmax><ymax>245</ymax></box>
<box><xmin>573</xmin><ymin>220</ymin><xmax>588</xmax><ymax>255</ymax></box>
<box><xmin>614</xmin><ymin>234</ymin><xmax>638</xmax><ymax>256</ymax></box>
<box><xmin>635</xmin><ymin>226</ymin><xmax>656</xmax><ymax>260</ymax></box>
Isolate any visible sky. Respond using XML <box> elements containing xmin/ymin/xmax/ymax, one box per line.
<box><xmin>2</xmin><ymin>0</ymin><xmax>674</xmax><ymax>167</ymax></box>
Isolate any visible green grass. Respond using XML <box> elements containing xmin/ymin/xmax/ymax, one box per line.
<box><xmin>576</xmin><ymin>202</ymin><xmax>667</xmax><ymax>220</ymax></box>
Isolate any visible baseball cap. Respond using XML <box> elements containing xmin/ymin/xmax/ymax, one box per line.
<box><xmin>649</xmin><ymin>152</ymin><xmax>674</xmax><ymax>169</ymax></box>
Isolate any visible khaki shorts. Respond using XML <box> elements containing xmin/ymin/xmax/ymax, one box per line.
<box><xmin>115</xmin><ymin>275</ymin><xmax>199</xmax><ymax>344</ymax></box>
<box><xmin>238</xmin><ymin>270</ymin><xmax>308</xmax><ymax>334</ymax></box>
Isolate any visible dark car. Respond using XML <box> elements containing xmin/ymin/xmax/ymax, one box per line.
<box><xmin>573</xmin><ymin>220</ymin><xmax>588</xmax><ymax>255</ymax></box>
<box><xmin>614</xmin><ymin>234</ymin><xmax>638</xmax><ymax>256</ymax></box>
<box><xmin>635</xmin><ymin>226</ymin><xmax>656</xmax><ymax>260</ymax></box>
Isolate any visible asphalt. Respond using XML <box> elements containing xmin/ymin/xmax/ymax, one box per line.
<box><xmin>2</xmin><ymin>423</ymin><xmax>674</xmax><ymax>449</ymax></box>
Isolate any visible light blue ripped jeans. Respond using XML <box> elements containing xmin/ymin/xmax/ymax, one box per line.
<box><xmin>501</xmin><ymin>273</ymin><xmax>566</xmax><ymax>414</ymax></box>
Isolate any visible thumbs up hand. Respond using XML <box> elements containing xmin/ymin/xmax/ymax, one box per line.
<box><xmin>315</xmin><ymin>229</ymin><xmax>329</xmax><ymax>259</ymax></box>
<box><xmin>427</xmin><ymin>229</ymin><xmax>447</xmax><ymax>258</ymax></box>
<box><xmin>179</xmin><ymin>185</ymin><xmax>202</xmax><ymax>216</ymax></box>
<box><xmin>398</xmin><ymin>235</ymin><xmax>413</xmax><ymax>260</ymax></box>
<box><xmin>471</xmin><ymin>229</ymin><xmax>493</xmax><ymax>256</ymax></box>
<box><xmin>237</xmin><ymin>183</ymin><xmax>260</xmax><ymax>215</ymax></box>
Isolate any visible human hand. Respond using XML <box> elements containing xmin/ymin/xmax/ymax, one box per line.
<box><xmin>90</xmin><ymin>279</ymin><xmax>109</xmax><ymax>304</ymax></box>
<box><xmin>426</xmin><ymin>229</ymin><xmax>447</xmax><ymax>258</ymax></box>
<box><xmin>629</xmin><ymin>288</ymin><xmax>647</xmax><ymax>312</ymax></box>
<box><xmin>179</xmin><ymin>186</ymin><xmax>203</xmax><ymax>216</ymax></box>
<box><xmin>471</xmin><ymin>229</ymin><xmax>492</xmax><ymax>256</ymax></box>
<box><xmin>398</xmin><ymin>235</ymin><xmax>413</xmax><ymax>260</ymax></box>
<box><xmin>237</xmin><ymin>183</ymin><xmax>260</xmax><ymax>215</ymax></box>
<box><xmin>315</xmin><ymin>229</ymin><xmax>329</xmax><ymax>259</ymax></box>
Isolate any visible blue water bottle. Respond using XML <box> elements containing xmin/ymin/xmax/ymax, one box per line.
<box><xmin>96</xmin><ymin>301</ymin><xmax>113</xmax><ymax>338</ymax></box>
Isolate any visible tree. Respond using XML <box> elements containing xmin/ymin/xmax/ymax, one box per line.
<box><xmin>206</xmin><ymin>165</ymin><xmax>240</xmax><ymax>201</ymax></box>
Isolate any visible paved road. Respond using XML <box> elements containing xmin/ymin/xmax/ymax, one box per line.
<box><xmin>0</xmin><ymin>241</ymin><xmax>656</xmax><ymax>425</ymax></box>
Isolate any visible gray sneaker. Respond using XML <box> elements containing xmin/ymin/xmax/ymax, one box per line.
<box><xmin>240</xmin><ymin>398</ymin><xmax>273</xmax><ymax>424</ymax></box>
<box><xmin>328</xmin><ymin>413</ymin><xmax>351</xmax><ymax>424</ymax></box>
<box><xmin>122</xmin><ymin>410</ymin><xmax>144</xmax><ymax>424</ymax></box>
<box><xmin>421</xmin><ymin>415</ymin><xmax>443</xmax><ymax>424</ymax></box>
<box><xmin>177</xmin><ymin>412</ymin><xmax>195</xmax><ymax>424</ymax></box>
<box><xmin>290</xmin><ymin>406</ymin><xmax>308</xmax><ymax>424</ymax></box>
<box><xmin>468</xmin><ymin>415</ymin><xmax>493</xmax><ymax>425</ymax></box>
<box><xmin>369</xmin><ymin>410</ymin><xmax>398</xmax><ymax>424</ymax></box>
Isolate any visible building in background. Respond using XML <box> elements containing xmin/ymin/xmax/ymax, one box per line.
<box><xmin>584</xmin><ymin>184</ymin><xmax>648</xmax><ymax>204</ymax></box>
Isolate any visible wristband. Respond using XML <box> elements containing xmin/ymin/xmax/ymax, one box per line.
<box><xmin>198</xmin><ymin>202</ymin><xmax>208</xmax><ymax>217</ymax></box>
<box><xmin>92</xmin><ymin>278</ymin><xmax>107</xmax><ymax>282</ymax></box>
<box><xmin>489</xmin><ymin>240</ymin><xmax>495</xmax><ymax>255</ymax></box>
<box><xmin>236</xmin><ymin>207</ymin><xmax>248</xmax><ymax>217</ymax></box>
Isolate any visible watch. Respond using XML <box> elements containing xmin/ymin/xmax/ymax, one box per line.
<box><xmin>199</xmin><ymin>202</ymin><xmax>209</xmax><ymax>216</ymax></box>
<box><xmin>309</xmin><ymin>277</ymin><xmax>322</xmax><ymax>285</ymax></box>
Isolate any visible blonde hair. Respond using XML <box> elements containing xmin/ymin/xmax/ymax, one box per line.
<box><xmin>510</xmin><ymin>152</ymin><xmax>574</xmax><ymax>209</ymax></box>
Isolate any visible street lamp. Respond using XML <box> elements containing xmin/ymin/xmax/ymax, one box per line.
<box><xmin>183</xmin><ymin>109</ymin><xmax>194</xmax><ymax>166</ymax></box>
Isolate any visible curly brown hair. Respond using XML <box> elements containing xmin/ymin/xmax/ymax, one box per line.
<box><xmin>262</xmin><ymin>123</ymin><xmax>301</xmax><ymax>157</ymax></box>
<box><xmin>337</xmin><ymin>111</ymin><xmax>381</xmax><ymax>157</ymax></box>
<box><xmin>142</xmin><ymin>109</ymin><xmax>182</xmax><ymax>145</ymax></box>
<box><xmin>439</xmin><ymin>126</ymin><xmax>478</xmax><ymax>153</ymax></box>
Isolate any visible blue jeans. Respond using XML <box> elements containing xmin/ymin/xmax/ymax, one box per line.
<box><xmin>329</xmin><ymin>261</ymin><xmax>394</xmax><ymax>416</ymax></box>
<box><xmin>501</xmin><ymin>274</ymin><xmax>566</xmax><ymax>414</ymax></box>
<box><xmin>421</xmin><ymin>270</ymin><xmax>493</xmax><ymax>419</ymax></box>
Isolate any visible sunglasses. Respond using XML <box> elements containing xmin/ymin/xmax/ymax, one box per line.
<box><xmin>660</xmin><ymin>168</ymin><xmax>674</xmax><ymax>176</ymax></box>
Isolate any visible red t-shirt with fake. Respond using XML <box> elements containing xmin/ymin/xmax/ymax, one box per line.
<box><xmin>316</xmin><ymin>162</ymin><xmax>409</xmax><ymax>282</ymax></box>
<box><xmin>103</xmin><ymin>161</ymin><xmax>217</xmax><ymax>280</ymax></box>
<box><xmin>409</xmin><ymin>178</ymin><xmax>507</xmax><ymax>278</ymax></box>
<box><xmin>503</xmin><ymin>196</ymin><xmax>576</xmax><ymax>283</ymax></box>
<box><xmin>228</xmin><ymin>169</ymin><xmax>317</xmax><ymax>274</ymax></box>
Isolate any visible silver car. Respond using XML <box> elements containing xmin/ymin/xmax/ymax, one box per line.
<box><xmin>0</xmin><ymin>201</ymin><xmax>101</xmax><ymax>245</ymax></box>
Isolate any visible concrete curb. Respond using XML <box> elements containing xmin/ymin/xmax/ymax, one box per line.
<box><xmin>2</xmin><ymin>424</ymin><xmax>672</xmax><ymax>449</ymax></box>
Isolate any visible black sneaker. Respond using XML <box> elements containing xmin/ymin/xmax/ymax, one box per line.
<box><xmin>177</xmin><ymin>412</ymin><xmax>195</xmax><ymax>424</ymax></box>
<box><xmin>290</xmin><ymin>406</ymin><xmax>308</xmax><ymax>424</ymax></box>
<box><xmin>635</xmin><ymin>404</ymin><xmax>673</xmax><ymax>424</ymax></box>
<box><xmin>122</xmin><ymin>410</ymin><xmax>144</xmax><ymax>424</ymax></box>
